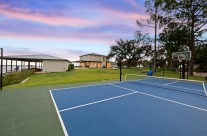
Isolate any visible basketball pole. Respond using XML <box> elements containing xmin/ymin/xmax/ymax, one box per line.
<box><xmin>180</xmin><ymin>62</ymin><xmax>181</xmax><ymax>79</ymax></box>
<box><xmin>187</xmin><ymin>60</ymin><xmax>189</xmax><ymax>79</ymax></box>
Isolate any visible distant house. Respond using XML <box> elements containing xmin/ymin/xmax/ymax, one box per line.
<box><xmin>74</xmin><ymin>53</ymin><xmax>111</xmax><ymax>68</ymax></box>
<box><xmin>3</xmin><ymin>54</ymin><xmax>70</xmax><ymax>73</ymax></box>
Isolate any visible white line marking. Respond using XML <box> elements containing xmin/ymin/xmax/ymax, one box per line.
<box><xmin>51</xmin><ymin>81</ymin><xmax>121</xmax><ymax>91</ymax></box>
<box><xmin>164</xmin><ymin>81</ymin><xmax>179</xmax><ymax>85</ymax></box>
<box><xmin>49</xmin><ymin>90</ymin><xmax>69</xmax><ymax>136</ymax></box>
<box><xmin>59</xmin><ymin>91</ymin><xmax>138</xmax><ymax>112</ymax></box>
<box><xmin>109</xmin><ymin>84</ymin><xmax>207</xmax><ymax>112</ymax></box>
<box><xmin>203</xmin><ymin>81</ymin><xmax>207</xmax><ymax>96</ymax></box>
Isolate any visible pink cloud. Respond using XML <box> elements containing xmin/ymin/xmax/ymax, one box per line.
<box><xmin>0</xmin><ymin>31</ymin><xmax>117</xmax><ymax>44</ymax></box>
<box><xmin>0</xmin><ymin>3</ymin><xmax>95</xmax><ymax>27</ymax></box>
<box><xmin>102</xmin><ymin>8</ymin><xmax>148</xmax><ymax>21</ymax></box>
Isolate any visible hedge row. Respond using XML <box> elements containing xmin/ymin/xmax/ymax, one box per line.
<box><xmin>3</xmin><ymin>70</ymin><xmax>34</xmax><ymax>87</ymax></box>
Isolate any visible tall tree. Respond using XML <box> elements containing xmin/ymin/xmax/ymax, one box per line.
<box><xmin>160</xmin><ymin>0</ymin><xmax>207</xmax><ymax>75</ymax></box>
<box><xmin>137</xmin><ymin>0</ymin><xmax>164</xmax><ymax>71</ymax></box>
<box><xmin>108</xmin><ymin>32</ymin><xmax>152</xmax><ymax>68</ymax></box>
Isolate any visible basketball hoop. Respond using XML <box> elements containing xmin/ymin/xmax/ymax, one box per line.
<box><xmin>178</xmin><ymin>55</ymin><xmax>185</xmax><ymax>63</ymax></box>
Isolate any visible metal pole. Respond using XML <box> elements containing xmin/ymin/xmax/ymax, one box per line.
<box><xmin>182</xmin><ymin>60</ymin><xmax>185</xmax><ymax>79</ymax></box>
<box><xmin>0</xmin><ymin>48</ymin><xmax>3</xmax><ymax>90</ymax></box>
<box><xmin>120</xmin><ymin>61</ymin><xmax>122</xmax><ymax>82</ymax></box>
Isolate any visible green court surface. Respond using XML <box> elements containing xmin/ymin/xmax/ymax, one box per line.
<box><xmin>0</xmin><ymin>81</ymin><xmax>114</xmax><ymax>136</ymax></box>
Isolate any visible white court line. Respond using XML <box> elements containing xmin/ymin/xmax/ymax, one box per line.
<box><xmin>59</xmin><ymin>91</ymin><xmax>138</xmax><ymax>112</ymax></box>
<box><xmin>133</xmin><ymin>80</ymin><xmax>204</xmax><ymax>93</ymax></box>
<box><xmin>109</xmin><ymin>84</ymin><xmax>207</xmax><ymax>112</ymax></box>
<box><xmin>203</xmin><ymin>81</ymin><xmax>207</xmax><ymax>96</ymax></box>
<box><xmin>49</xmin><ymin>90</ymin><xmax>69</xmax><ymax>136</ymax></box>
<box><xmin>164</xmin><ymin>81</ymin><xmax>179</xmax><ymax>85</ymax></box>
<box><xmin>51</xmin><ymin>81</ymin><xmax>121</xmax><ymax>91</ymax></box>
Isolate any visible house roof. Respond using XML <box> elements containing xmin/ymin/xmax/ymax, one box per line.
<box><xmin>3</xmin><ymin>54</ymin><xmax>70</xmax><ymax>62</ymax></box>
<box><xmin>80</xmin><ymin>53</ymin><xmax>107</xmax><ymax>57</ymax></box>
<box><xmin>72</xmin><ymin>60</ymin><xmax>102</xmax><ymax>63</ymax></box>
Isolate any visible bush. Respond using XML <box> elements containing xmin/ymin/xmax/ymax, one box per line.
<box><xmin>3</xmin><ymin>70</ymin><xmax>34</xmax><ymax>87</ymax></box>
<box><xmin>68</xmin><ymin>64</ymin><xmax>74</xmax><ymax>71</ymax></box>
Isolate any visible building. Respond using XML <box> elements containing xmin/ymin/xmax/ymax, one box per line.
<box><xmin>74</xmin><ymin>53</ymin><xmax>111</xmax><ymax>68</ymax></box>
<box><xmin>3</xmin><ymin>54</ymin><xmax>70</xmax><ymax>73</ymax></box>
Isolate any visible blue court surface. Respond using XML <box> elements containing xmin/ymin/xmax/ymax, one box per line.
<box><xmin>50</xmin><ymin>78</ymin><xmax>207</xmax><ymax>136</ymax></box>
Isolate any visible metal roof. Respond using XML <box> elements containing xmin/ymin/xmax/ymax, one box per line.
<box><xmin>3</xmin><ymin>54</ymin><xmax>70</xmax><ymax>62</ymax></box>
<box><xmin>80</xmin><ymin>53</ymin><xmax>107</xmax><ymax>57</ymax></box>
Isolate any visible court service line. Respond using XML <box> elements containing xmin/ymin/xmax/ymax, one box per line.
<box><xmin>109</xmin><ymin>84</ymin><xmax>207</xmax><ymax>112</ymax></box>
<box><xmin>49</xmin><ymin>90</ymin><xmax>69</xmax><ymax>136</ymax></box>
<box><xmin>59</xmin><ymin>91</ymin><xmax>138</xmax><ymax>112</ymax></box>
<box><xmin>164</xmin><ymin>81</ymin><xmax>179</xmax><ymax>85</ymax></box>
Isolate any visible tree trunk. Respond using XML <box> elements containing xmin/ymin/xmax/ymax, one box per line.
<box><xmin>189</xmin><ymin>3</ymin><xmax>195</xmax><ymax>76</ymax></box>
<box><xmin>153</xmin><ymin>7</ymin><xmax>157</xmax><ymax>72</ymax></box>
<box><xmin>127</xmin><ymin>60</ymin><xmax>131</xmax><ymax>68</ymax></box>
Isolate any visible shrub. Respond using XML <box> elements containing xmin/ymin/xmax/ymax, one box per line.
<box><xmin>3</xmin><ymin>70</ymin><xmax>34</xmax><ymax>87</ymax></box>
<box><xmin>68</xmin><ymin>64</ymin><xmax>74</xmax><ymax>71</ymax></box>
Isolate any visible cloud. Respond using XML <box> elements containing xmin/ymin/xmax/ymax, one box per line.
<box><xmin>3</xmin><ymin>46</ymin><xmax>92</xmax><ymax>61</ymax></box>
<box><xmin>0</xmin><ymin>3</ymin><xmax>95</xmax><ymax>27</ymax></box>
<box><xmin>0</xmin><ymin>1</ymin><xmax>151</xmax><ymax>45</ymax></box>
<box><xmin>4</xmin><ymin>46</ymin><xmax>42</xmax><ymax>56</ymax></box>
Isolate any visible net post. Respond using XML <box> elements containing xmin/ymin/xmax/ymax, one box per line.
<box><xmin>119</xmin><ymin>60</ymin><xmax>122</xmax><ymax>82</ymax></box>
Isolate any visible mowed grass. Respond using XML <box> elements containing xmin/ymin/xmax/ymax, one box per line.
<box><xmin>4</xmin><ymin>68</ymin><xmax>206</xmax><ymax>90</ymax></box>
<box><xmin>4</xmin><ymin>68</ymin><xmax>141</xmax><ymax>89</ymax></box>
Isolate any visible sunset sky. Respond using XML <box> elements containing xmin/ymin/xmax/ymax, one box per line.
<box><xmin>0</xmin><ymin>0</ymin><xmax>152</xmax><ymax>61</ymax></box>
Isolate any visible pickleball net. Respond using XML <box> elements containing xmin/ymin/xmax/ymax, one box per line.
<box><xmin>124</xmin><ymin>74</ymin><xmax>207</xmax><ymax>97</ymax></box>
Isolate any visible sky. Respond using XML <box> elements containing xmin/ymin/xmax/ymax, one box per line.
<box><xmin>0</xmin><ymin>0</ymin><xmax>151</xmax><ymax>61</ymax></box>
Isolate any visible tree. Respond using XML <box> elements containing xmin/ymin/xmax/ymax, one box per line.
<box><xmin>137</xmin><ymin>0</ymin><xmax>165</xmax><ymax>71</ymax></box>
<box><xmin>195</xmin><ymin>45</ymin><xmax>207</xmax><ymax>72</ymax></box>
<box><xmin>108</xmin><ymin>32</ymin><xmax>152</xmax><ymax>68</ymax></box>
<box><xmin>160</xmin><ymin>0</ymin><xmax>207</xmax><ymax>75</ymax></box>
<box><xmin>159</xmin><ymin>22</ymin><xmax>190</xmax><ymax>69</ymax></box>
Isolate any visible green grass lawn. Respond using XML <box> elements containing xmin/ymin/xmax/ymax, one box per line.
<box><xmin>4</xmin><ymin>68</ymin><xmax>206</xmax><ymax>90</ymax></box>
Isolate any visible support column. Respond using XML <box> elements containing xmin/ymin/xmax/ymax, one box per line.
<box><xmin>28</xmin><ymin>61</ymin><xmax>30</xmax><ymax>70</ymax></box>
<box><xmin>11</xmin><ymin>60</ymin><xmax>13</xmax><ymax>73</ymax></box>
<box><xmin>6</xmin><ymin>59</ymin><xmax>7</xmax><ymax>73</ymax></box>
<box><xmin>35</xmin><ymin>61</ymin><xmax>37</xmax><ymax>70</ymax></box>
<box><xmin>21</xmin><ymin>61</ymin><xmax>22</xmax><ymax>71</ymax></box>
<box><xmin>16</xmin><ymin>60</ymin><xmax>17</xmax><ymax>72</ymax></box>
